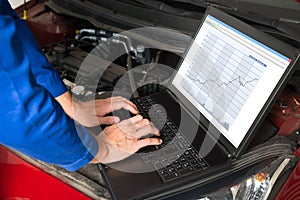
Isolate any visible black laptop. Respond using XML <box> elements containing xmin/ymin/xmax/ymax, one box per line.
<box><xmin>98</xmin><ymin>6</ymin><xmax>299</xmax><ymax>200</ymax></box>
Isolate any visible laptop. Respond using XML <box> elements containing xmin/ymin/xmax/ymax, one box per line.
<box><xmin>98</xmin><ymin>6</ymin><xmax>299</xmax><ymax>200</ymax></box>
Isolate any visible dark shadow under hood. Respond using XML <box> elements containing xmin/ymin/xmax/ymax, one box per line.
<box><xmin>45</xmin><ymin>0</ymin><xmax>206</xmax><ymax>35</ymax></box>
<box><xmin>45</xmin><ymin>0</ymin><xmax>300</xmax><ymax>47</ymax></box>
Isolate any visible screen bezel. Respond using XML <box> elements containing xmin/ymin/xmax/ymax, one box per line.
<box><xmin>167</xmin><ymin>6</ymin><xmax>299</xmax><ymax>159</ymax></box>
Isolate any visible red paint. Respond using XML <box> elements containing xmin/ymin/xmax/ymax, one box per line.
<box><xmin>268</xmin><ymin>86</ymin><xmax>300</xmax><ymax>136</ymax></box>
<box><xmin>23</xmin><ymin>3</ymin><xmax>77</xmax><ymax>46</ymax></box>
<box><xmin>0</xmin><ymin>145</ymin><xmax>91</xmax><ymax>200</ymax></box>
<box><xmin>275</xmin><ymin>148</ymin><xmax>300</xmax><ymax>200</ymax></box>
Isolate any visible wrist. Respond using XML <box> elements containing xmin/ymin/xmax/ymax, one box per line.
<box><xmin>89</xmin><ymin>132</ymin><xmax>110</xmax><ymax>164</ymax></box>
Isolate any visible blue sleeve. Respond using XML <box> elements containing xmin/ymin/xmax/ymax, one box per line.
<box><xmin>0</xmin><ymin>1</ymin><xmax>99</xmax><ymax>171</ymax></box>
<box><xmin>0</xmin><ymin>0</ymin><xmax>67</xmax><ymax>98</ymax></box>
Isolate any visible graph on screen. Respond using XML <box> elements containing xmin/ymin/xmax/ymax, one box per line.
<box><xmin>180</xmin><ymin>32</ymin><xmax>266</xmax><ymax>130</ymax></box>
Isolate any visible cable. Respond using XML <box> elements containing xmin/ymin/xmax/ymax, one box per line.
<box><xmin>127</xmin><ymin>55</ymin><xmax>139</xmax><ymax>98</ymax></box>
<box><xmin>141</xmin><ymin>50</ymin><xmax>162</xmax><ymax>83</ymax></box>
<box><xmin>115</xmin><ymin>34</ymin><xmax>134</xmax><ymax>52</ymax></box>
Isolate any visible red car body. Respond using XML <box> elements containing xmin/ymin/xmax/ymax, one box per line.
<box><xmin>1</xmin><ymin>1</ymin><xmax>300</xmax><ymax>199</ymax></box>
<box><xmin>0</xmin><ymin>145</ymin><xmax>90</xmax><ymax>200</ymax></box>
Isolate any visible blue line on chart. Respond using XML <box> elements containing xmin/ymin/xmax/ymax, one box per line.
<box><xmin>187</xmin><ymin>74</ymin><xmax>259</xmax><ymax>87</ymax></box>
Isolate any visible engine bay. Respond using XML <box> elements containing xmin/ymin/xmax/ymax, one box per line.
<box><xmin>23</xmin><ymin>2</ymin><xmax>300</xmax><ymax>97</ymax></box>
<box><xmin>12</xmin><ymin>1</ymin><xmax>300</xmax><ymax>199</ymax></box>
<box><xmin>24</xmin><ymin>3</ymin><xmax>188</xmax><ymax>100</ymax></box>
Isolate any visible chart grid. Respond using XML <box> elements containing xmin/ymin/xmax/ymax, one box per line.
<box><xmin>181</xmin><ymin>32</ymin><xmax>266</xmax><ymax>130</ymax></box>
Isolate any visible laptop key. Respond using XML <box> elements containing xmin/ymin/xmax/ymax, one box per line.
<box><xmin>161</xmin><ymin>172</ymin><xmax>180</xmax><ymax>182</ymax></box>
<box><xmin>158</xmin><ymin>169</ymin><xmax>168</xmax><ymax>176</ymax></box>
<box><xmin>140</xmin><ymin>154</ymin><xmax>158</xmax><ymax>163</ymax></box>
<box><xmin>163</xmin><ymin>145</ymin><xmax>179</xmax><ymax>156</ymax></box>
<box><xmin>177</xmin><ymin>166</ymin><xmax>195</xmax><ymax>176</ymax></box>
<box><xmin>193</xmin><ymin>163</ymin><xmax>204</xmax><ymax>171</ymax></box>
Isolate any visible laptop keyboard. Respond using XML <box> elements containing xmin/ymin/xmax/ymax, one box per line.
<box><xmin>132</xmin><ymin>96</ymin><xmax>210</xmax><ymax>182</ymax></box>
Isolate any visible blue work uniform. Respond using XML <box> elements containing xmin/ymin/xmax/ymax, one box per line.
<box><xmin>0</xmin><ymin>0</ymin><xmax>98</xmax><ymax>171</ymax></box>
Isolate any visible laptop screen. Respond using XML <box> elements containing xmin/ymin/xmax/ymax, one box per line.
<box><xmin>172</xmin><ymin>13</ymin><xmax>292</xmax><ymax>148</ymax></box>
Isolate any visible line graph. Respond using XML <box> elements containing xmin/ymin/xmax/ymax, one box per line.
<box><xmin>180</xmin><ymin>32</ymin><xmax>266</xmax><ymax>130</ymax></box>
<box><xmin>187</xmin><ymin>75</ymin><xmax>259</xmax><ymax>87</ymax></box>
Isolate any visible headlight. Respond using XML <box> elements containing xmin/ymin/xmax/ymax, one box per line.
<box><xmin>199</xmin><ymin>157</ymin><xmax>292</xmax><ymax>200</ymax></box>
<box><xmin>233</xmin><ymin>173</ymin><xmax>270</xmax><ymax>200</ymax></box>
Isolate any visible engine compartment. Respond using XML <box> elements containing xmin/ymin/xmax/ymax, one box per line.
<box><xmin>24</xmin><ymin>2</ymin><xmax>300</xmax><ymax>135</ymax></box>
<box><xmin>24</xmin><ymin>2</ymin><xmax>300</xmax><ymax>95</ymax></box>
<box><xmin>12</xmin><ymin>1</ymin><xmax>300</xmax><ymax>199</ymax></box>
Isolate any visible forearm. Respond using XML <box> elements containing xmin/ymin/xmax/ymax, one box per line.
<box><xmin>55</xmin><ymin>92</ymin><xmax>102</xmax><ymax>164</ymax></box>
<box><xmin>55</xmin><ymin>91</ymin><xmax>74</xmax><ymax>119</ymax></box>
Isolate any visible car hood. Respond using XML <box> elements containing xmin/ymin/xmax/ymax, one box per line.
<box><xmin>45</xmin><ymin>0</ymin><xmax>300</xmax><ymax>36</ymax></box>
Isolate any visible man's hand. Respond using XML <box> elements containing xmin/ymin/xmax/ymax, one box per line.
<box><xmin>90</xmin><ymin>115</ymin><xmax>162</xmax><ymax>164</ymax></box>
<box><xmin>72</xmin><ymin>96</ymin><xmax>139</xmax><ymax>127</ymax></box>
<box><xmin>55</xmin><ymin>91</ymin><xmax>139</xmax><ymax>127</ymax></box>
<box><xmin>56</xmin><ymin>92</ymin><xmax>162</xmax><ymax>164</ymax></box>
